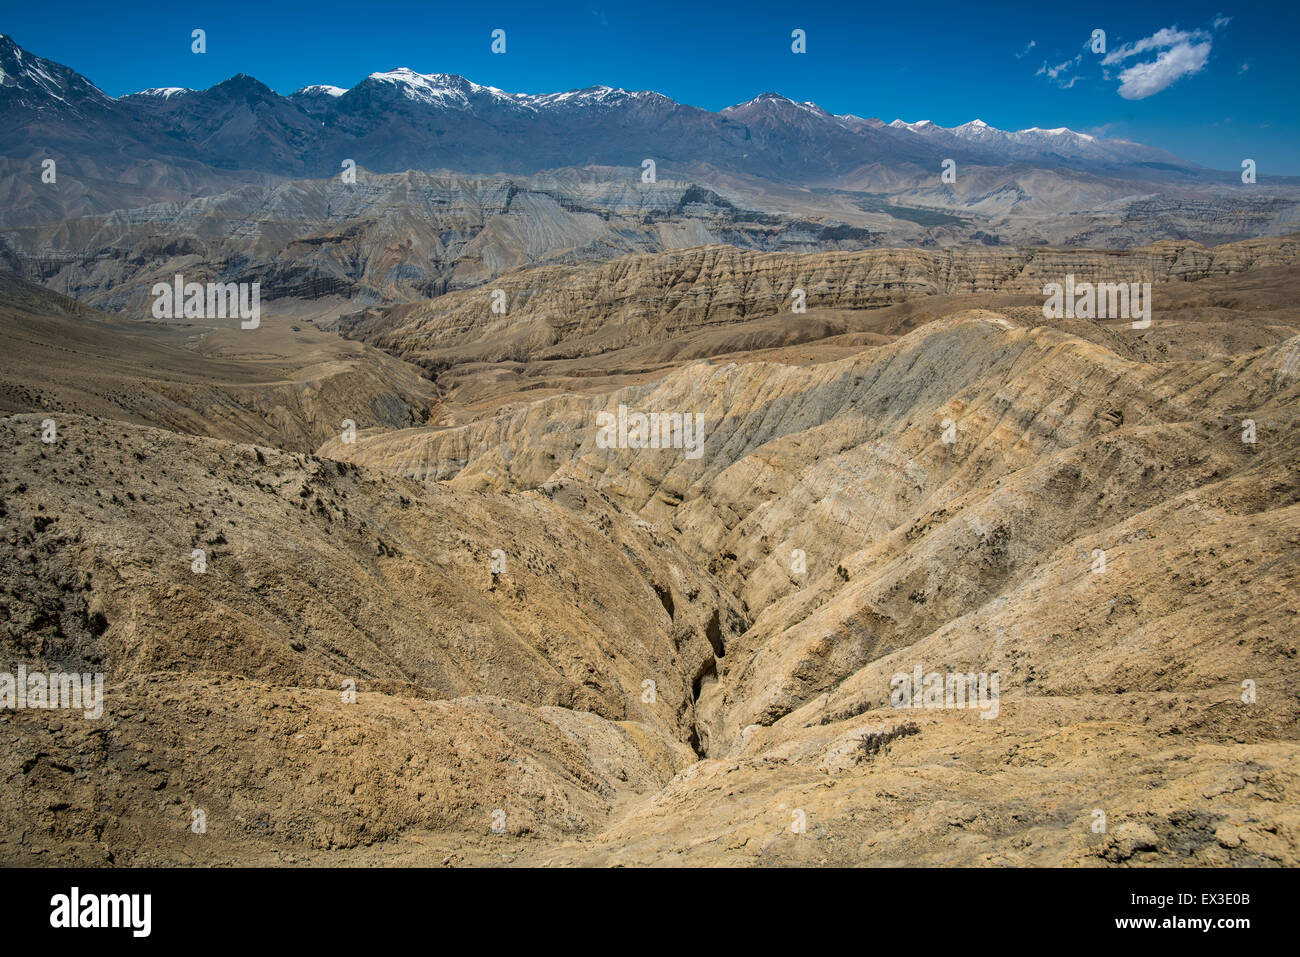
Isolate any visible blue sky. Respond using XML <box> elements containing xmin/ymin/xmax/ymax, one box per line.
<box><xmin>5</xmin><ymin>0</ymin><xmax>1297</xmax><ymax>173</ymax></box>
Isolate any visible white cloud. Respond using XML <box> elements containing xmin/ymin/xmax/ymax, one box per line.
<box><xmin>1116</xmin><ymin>40</ymin><xmax>1211</xmax><ymax>99</ymax></box>
<box><xmin>1101</xmin><ymin>27</ymin><xmax>1209</xmax><ymax>65</ymax></box>
<box><xmin>1100</xmin><ymin>26</ymin><xmax>1214</xmax><ymax>99</ymax></box>
<box><xmin>1037</xmin><ymin>54</ymin><xmax>1082</xmax><ymax>85</ymax></box>
<box><xmin>1016</xmin><ymin>40</ymin><xmax>1037</xmax><ymax>59</ymax></box>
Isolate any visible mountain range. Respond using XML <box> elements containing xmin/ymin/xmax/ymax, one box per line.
<box><xmin>0</xmin><ymin>32</ymin><xmax>1240</xmax><ymax>185</ymax></box>
<box><xmin>4</xmin><ymin>28</ymin><xmax>1299</xmax><ymax>314</ymax></box>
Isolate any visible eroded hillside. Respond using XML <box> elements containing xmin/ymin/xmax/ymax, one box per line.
<box><xmin>0</xmin><ymin>272</ymin><xmax>436</xmax><ymax>452</ymax></box>
<box><xmin>1</xmin><ymin>239</ymin><xmax>1298</xmax><ymax>866</ymax></box>
<box><xmin>337</xmin><ymin>236</ymin><xmax>1300</xmax><ymax>371</ymax></box>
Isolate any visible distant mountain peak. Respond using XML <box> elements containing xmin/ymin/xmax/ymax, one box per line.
<box><xmin>125</xmin><ymin>87</ymin><xmax>192</xmax><ymax>99</ymax></box>
<box><xmin>0</xmin><ymin>33</ymin><xmax>112</xmax><ymax>112</ymax></box>
<box><xmin>349</xmin><ymin>69</ymin><xmax>670</xmax><ymax>114</ymax></box>
<box><xmin>294</xmin><ymin>84</ymin><xmax>346</xmax><ymax>98</ymax></box>
<box><xmin>890</xmin><ymin>117</ymin><xmax>1101</xmax><ymax>141</ymax></box>
<box><xmin>724</xmin><ymin>92</ymin><xmax>795</xmax><ymax>109</ymax></box>
<box><xmin>723</xmin><ymin>93</ymin><xmax>838</xmax><ymax>122</ymax></box>
<box><xmin>1020</xmin><ymin>126</ymin><xmax>1097</xmax><ymax>141</ymax></box>
<box><xmin>529</xmin><ymin>85</ymin><xmax>666</xmax><ymax>107</ymax></box>
<box><xmin>358</xmin><ymin>68</ymin><xmax>518</xmax><ymax>109</ymax></box>
<box><xmin>367</xmin><ymin>69</ymin><xmax>479</xmax><ymax>90</ymax></box>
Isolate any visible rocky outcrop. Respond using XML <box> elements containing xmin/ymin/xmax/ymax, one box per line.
<box><xmin>339</xmin><ymin>235</ymin><xmax>1300</xmax><ymax>370</ymax></box>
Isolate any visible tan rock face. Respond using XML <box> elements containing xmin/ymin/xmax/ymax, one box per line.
<box><xmin>332</xmin><ymin>308</ymin><xmax>1300</xmax><ymax>755</ymax></box>
<box><xmin>0</xmin><ymin>414</ymin><xmax>741</xmax><ymax>743</ymax></box>
<box><xmin>2</xmin><ymin>238</ymin><xmax>1299</xmax><ymax>867</ymax></box>
<box><xmin>3</xmin><ymin>677</ymin><xmax>695</xmax><ymax>860</ymax></box>
<box><xmin>339</xmin><ymin>236</ymin><xmax>1300</xmax><ymax>370</ymax></box>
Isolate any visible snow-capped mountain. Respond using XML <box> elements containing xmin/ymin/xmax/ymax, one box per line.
<box><xmin>0</xmin><ymin>32</ymin><xmax>113</xmax><ymax>113</ymax></box>
<box><xmin>294</xmin><ymin>84</ymin><xmax>346</xmax><ymax>98</ymax></box>
<box><xmin>356</xmin><ymin>68</ymin><xmax>526</xmax><ymax>110</ymax></box>
<box><xmin>331</xmin><ymin>68</ymin><xmax>676</xmax><ymax>117</ymax></box>
<box><xmin>1</xmin><ymin>32</ymin><xmax>1210</xmax><ymax>187</ymax></box>
<box><xmin>127</xmin><ymin>87</ymin><xmax>193</xmax><ymax>99</ymax></box>
<box><xmin>285</xmin><ymin>69</ymin><xmax>674</xmax><ymax>120</ymax></box>
<box><xmin>884</xmin><ymin>116</ymin><xmax>1177</xmax><ymax>165</ymax></box>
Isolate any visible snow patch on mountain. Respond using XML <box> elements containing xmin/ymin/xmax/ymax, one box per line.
<box><xmin>0</xmin><ymin>35</ymin><xmax>112</xmax><ymax>107</ymax></box>
<box><xmin>528</xmin><ymin>86</ymin><xmax>665</xmax><ymax>109</ymax></box>
<box><xmin>295</xmin><ymin>84</ymin><xmax>346</xmax><ymax>98</ymax></box>
<box><xmin>128</xmin><ymin>87</ymin><xmax>192</xmax><ymax>99</ymax></box>
<box><xmin>365</xmin><ymin>69</ymin><xmax>518</xmax><ymax>108</ymax></box>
